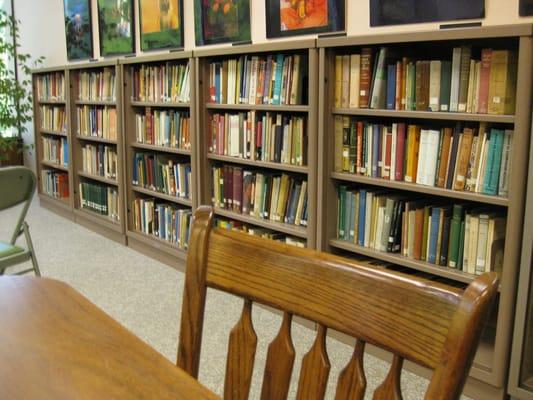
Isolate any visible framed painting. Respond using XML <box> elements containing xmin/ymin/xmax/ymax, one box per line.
<box><xmin>194</xmin><ymin>0</ymin><xmax>251</xmax><ymax>46</ymax></box>
<box><xmin>265</xmin><ymin>0</ymin><xmax>345</xmax><ymax>38</ymax></box>
<box><xmin>97</xmin><ymin>0</ymin><xmax>134</xmax><ymax>56</ymax></box>
<box><xmin>63</xmin><ymin>0</ymin><xmax>93</xmax><ymax>60</ymax></box>
<box><xmin>370</xmin><ymin>0</ymin><xmax>485</xmax><ymax>27</ymax></box>
<box><xmin>520</xmin><ymin>0</ymin><xmax>533</xmax><ymax>16</ymax></box>
<box><xmin>139</xmin><ymin>0</ymin><xmax>184</xmax><ymax>50</ymax></box>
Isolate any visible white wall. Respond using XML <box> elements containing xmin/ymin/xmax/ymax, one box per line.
<box><xmin>14</xmin><ymin>0</ymin><xmax>533</xmax><ymax>170</ymax></box>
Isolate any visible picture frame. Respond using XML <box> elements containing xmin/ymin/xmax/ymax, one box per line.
<box><xmin>265</xmin><ymin>0</ymin><xmax>345</xmax><ymax>39</ymax></box>
<box><xmin>97</xmin><ymin>0</ymin><xmax>135</xmax><ymax>56</ymax></box>
<box><xmin>139</xmin><ymin>0</ymin><xmax>184</xmax><ymax>51</ymax></box>
<box><xmin>194</xmin><ymin>0</ymin><xmax>251</xmax><ymax>46</ymax></box>
<box><xmin>63</xmin><ymin>0</ymin><xmax>93</xmax><ymax>60</ymax></box>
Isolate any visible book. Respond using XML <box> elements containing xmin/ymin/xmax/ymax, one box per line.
<box><xmin>349</xmin><ymin>54</ymin><xmax>361</xmax><ymax>108</ymax></box>
<box><xmin>386</xmin><ymin>64</ymin><xmax>397</xmax><ymax>110</ymax></box>
<box><xmin>478</xmin><ymin>49</ymin><xmax>492</xmax><ymax>114</ymax></box>
<box><xmin>439</xmin><ymin>61</ymin><xmax>452</xmax><ymax>112</ymax></box>
<box><xmin>498</xmin><ymin>130</ymin><xmax>513</xmax><ymax>197</ymax></box>
<box><xmin>359</xmin><ymin>48</ymin><xmax>373</xmax><ymax>108</ymax></box>
<box><xmin>453</xmin><ymin>127</ymin><xmax>474</xmax><ymax>190</ymax></box>
<box><xmin>449</xmin><ymin>47</ymin><xmax>462</xmax><ymax>112</ymax></box>
<box><xmin>429</xmin><ymin>60</ymin><xmax>441</xmax><ymax>112</ymax></box>
<box><xmin>487</xmin><ymin>50</ymin><xmax>517</xmax><ymax>115</ymax></box>
<box><xmin>370</xmin><ymin>47</ymin><xmax>388</xmax><ymax>109</ymax></box>
<box><xmin>457</xmin><ymin>46</ymin><xmax>472</xmax><ymax>112</ymax></box>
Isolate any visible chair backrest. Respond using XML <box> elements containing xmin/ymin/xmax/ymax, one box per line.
<box><xmin>177</xmin><ymin>207</ymin><xmax>499</xmax><ymax>400</ymax></box>
<box><xmin>0</xmin><ymin>167</ymin><xmax>36</xmax><ymax>243</ymax></box>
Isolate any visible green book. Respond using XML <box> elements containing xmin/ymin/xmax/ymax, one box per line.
<box><xmin>338</xmin><ymin>185</ymin><xmax>347</xmax><ymax>238</ymax></box>
<box><xmin>346</xmin><ymin>191</ymin><xmax>355</xmax><ymax>242</ymax></box>
<box><xmin>349</xmin><ymin>120</ymin><xmax>357</xmax><ymax>174</ymax></box>
<box><xmin>439</xmin><ymin>61</ymin><xmax>452</xmax><ymax>112</ymax></box>
<box><xmin>486</xmin><ymin>129</ymin><xmax>504</xmax><ymax>195</ymax></box>
<box><xmin>447</xmin><ymin>204</ymin><xmax>464</xmax><ymax>268</ymax></box>
<box><xmin>421</xmin><ymin>206</ymin><xmax>430</xmax><ymax>261</ymax></box>
<box><xmin>457</xmin><ymin>220</ymin><xmax>466</xmax><ymax>270</ymax></box>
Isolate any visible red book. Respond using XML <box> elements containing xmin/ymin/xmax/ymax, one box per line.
<box><xmin>395</xmin><ymin>61</ymin><xmax>402</xmax><ymax>110</ymax></box>
<box><xmin>395</xmin><ymin>123</ymin><xmax>406</xmax><ymax>181</ymax></box>
<box><xmin>356</xmin><ymin>121</ymin><xmax>363</xmax><ymax>174</ymax></box>
<box><xmin>478</xmin><ymin>48</ymin><xmax>492</xmax><ymax>114</ymax></box>
<box><xmin>217</xmin><ymin>115</ymin><xmax>224</xmax><ymax>155</ymax></box>
<box><xmin>384</xmin><ymin>128</ymin><xmax>392</xmax><ymax>179</ymax></box>
<box><xmin>359</xmin><ymin>48</ymin><xmax>373</xmax><ymax>108</ymax></box>
<box><xmin>233</xmin><ymin>167</ymin><xmax>243</xmax><ymax>213</ymax></box>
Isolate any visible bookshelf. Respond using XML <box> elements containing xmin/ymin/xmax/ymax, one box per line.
<box><xmin>120</xmin><ymin>52</ymin><xmax>197</xmax><ymax>264</ymax></box>
<box><xmin>32</xmin><ymin>67</ymin><xmax>74</xmax><ymax>220</ymax></box>
<box><xmin>195</xmin><ymin>40</ymin><xmax>318</xmax><ymax>249</ymax></box>
<box><xmin>67</xmin><ymin>60</ymin><xmax>126</xmax><ymax>244</ymax></box>
<box><xmin>317</xmin><ymin>24</ymin><xmax>533</xmax><ymax>400</ymax></box>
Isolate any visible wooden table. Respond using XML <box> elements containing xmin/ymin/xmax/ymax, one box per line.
<box><xmin>0</xmin><ymin>276</ymin><xmax>220</xmax><ymax>399</ymax></box>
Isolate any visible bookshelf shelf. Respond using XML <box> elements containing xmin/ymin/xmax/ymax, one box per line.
<box><xmin>126</xmin><ymin>230</ymin><xmax>188</xmax><ymax>262</ymax></box>
<box><xmin>75</xmin><ymin>135</ymin><xmax>118</xmax><ymax>145</ymax></box>
<box><xmin>331</xmin><ymin>108</ymin><xmax>516</xmax><ymax>124</ymax></box>
<box><xmin>130</xmin><ymin>142</ymin><xmax>191</xmax><ymax>155</ymax></box>
<box><xmin>74</xmin><ymin>100</ymin><xmax>116</xmax><ymax>106</ymax></box>
<box><xmin>131</xmin><ymin>186</ymin><xmax>192</xmax><ymax>207</ymax></box>
<box><xmin>41</xmin><ymin>160</ymin><xmax>69</xmax><ymax>172</ymax></box>
<box><xmin>208</xmin><ymin>153</ymin><xmax>308</xmax><ymax>174</ymax></box>
<box><xmin>38</xmin><ymin>192</ymin><xmax>70</xmax><ymax>208</ymax></box>
<box><xmin>331</xmin><ymin>172</ymin><xmax>509</xmax><ymax>207</ymax></box>
<box><xmin>206</xmin><ymin>103</ymin><xmax>310</xmax><ymax>112</ymax></box>
<box><xmin>130</xmin><ymin>101</ymin><xmax>190</xmax><ymax>108</ymax></box>
<box><xmin>73</xmin><ymin>208</ymin><xmax>121</xmax><ymax>230</ymax></box>
<box><xmin>38</xmin><ymin>100</ymin><xmax>66</xmax><ymax>105</ymax></box>
<box><xmin>214</xmin><ymin>207</ymin><xmax>308</xmax><ymax>238</ymax></box>
<box><xmin>77</xmin><ymin>171</ymin><xmax>118</xmax><ymax>186</ymax></box>
<box><xmin>40</xmin><ymin>129</ymin><xmax>67</xmax><ymax>137</ymax></box>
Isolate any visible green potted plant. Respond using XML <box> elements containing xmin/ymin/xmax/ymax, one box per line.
<box><xmin>0</xmin><ymin>9</ymin><xmax>43</xmax><ymax>166</ymax></box>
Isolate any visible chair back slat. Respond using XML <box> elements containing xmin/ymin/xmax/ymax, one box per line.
<box><xmin>335</xmin><ymin>341</ymin><xmax>366</xmax><ymax>400</ymax></box>
<box><xmin>296</xmin><ymin>325</ymin><xmax>331</xmax><ymax>400</ymax></box>
<box><xmin>0</xmin><ymin>167</ymin><xmax>35</xmax><ymax>211</ymax></box>
<box><xmin>372</xmin><ymin>355</ymin><xmax>404</xmax><ymax>400</ymax></box>
<box><xmin>260</xmin><ymin>312</ymin><xmax>295</xmax><ymax>400</ymax></box>
<box><xmin>223</xmin><ymin>299</ymin><xmax>257</xmax><ymax>400</ymax></box>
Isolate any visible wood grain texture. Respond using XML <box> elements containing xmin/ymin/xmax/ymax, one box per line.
<box><xmin>296</xmin><ymin>324</ymin><xmax>331</xmax><ymax>400</ymax></box>
<box><xmin>335</xmin><ymin>340</ymin><xmax>367</xmax><ymax>400</ymax></box>
<box><xmin>0</xmin><ymin>276</ymin><xmax>219</xmax><ymax>400</ymax></box>
<box><xmin>260</xmin><ymin>312</ymin><xmax>296</xmax><ymax>400</ymax></box>
<box><xmin>372</xmin><ymin>355</ymin><xmax>404</xmax><ymax>400</ymax></box>
<box><xmin>224</xmin><ymin>299</ymin><xmax>257</xmax><ymax>400</ymax></box>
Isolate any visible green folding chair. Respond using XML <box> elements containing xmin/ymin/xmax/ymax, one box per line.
<box><xmin>0</xmin><ymin>166</ymin><xmax>41</xmax><ymax>276</ymax></box>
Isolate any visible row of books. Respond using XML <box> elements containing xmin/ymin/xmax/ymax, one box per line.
<box><xmin>208</xmin><ymin>54</ymin><xmax>307</xmax><ymax>105</ymax></box>
<box><xmin>40</xmin><ymin>106</ymin><xmax>66</xmax><ymax>133</ymax></box>
<box><xmin>132</xmin><ymin>153</ymin><xmax>192</xmax><ymax>199</ymax></box>
<box><xmin>337</xmin><ymin>186</ymin><xmax>505</xmax><ymax>274</ymax></box>
<box><xmin>135</xmin><ymin>108</ymin><xmax>190</xmax><ymax>149</ymax></box>
<box><xmin>131</xmin><ymin>62</ymin><xmax>190</xmax><ymax>103</ymax></box>
<box><xmin>334</xmin><ymin>118</ymin><xmax>512</xmax><ymax>197</ymax></box>
<box><xmin>212</xmin><ymin>166</ymin><xmax>308</xmax><ymax>227</ymax></box>
<box><xmin>208</xmin><ymin>112</ymin><xmax>306</xmax><ymax>166</ymax></box>
<box><xmin>42</xmin><ymin>137</ymin><xmax>68</xmax><ymax>166</ymax></box>
<box><xmin>81</xmin><ymin>144</ymin><xmax>117</xmax><ymax>180</ymax></box>
<box><xmin>77</xmin><ymin>106</ymin><xmax>118</xmax><ymax>140</ymax></box>
<box><xmin>334</xmin><ymin>47</ymin><xmax>517</xmax><ymax>115</ymax></box>
<box><xmin>41</xmin><ymin>170</ymin><xmax>69</xmax><ymax>199</ymax></box>
<box><xmin>77</xmin><ymin>68</ymin><xmax>116</xmax><ymax>102</ymax></box>
<box><xmin>132</xmin><ymin>198</ymin><xmax>192</xmax><ymax>250</ymax></box>
<box><xmin>36</xmin><ymin>73</ymin><xmax>65</xmax><ymax>101</ymax></box>
<box><xmin>79</xmin><ymin>181</ymin><xmax>119</xmax><ymax>221</ymax></box>
<box><xmin>215</xmin><ymin>219</ymin><xmax>306</xmax><ymax>248</ymax></box>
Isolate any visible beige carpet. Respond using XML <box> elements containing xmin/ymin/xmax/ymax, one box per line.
<box><xmin>0</xmin><ymin>198</ymin><xmax>472</xmax><ymax>399</ymax></box>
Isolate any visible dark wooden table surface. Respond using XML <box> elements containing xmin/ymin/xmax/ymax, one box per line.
<box><xmin>0</xmin><ymin>276</ymin><xmax>220</xmax><ymax>399</ymax></box>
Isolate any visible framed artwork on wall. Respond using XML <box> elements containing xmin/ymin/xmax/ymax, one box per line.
<box><xmin>194</xmin><ymin>0</ymin><xmax>251</xmax><ymax>46</ymax></box>
<box><xmin>97</xmin><ymin>0</ymin><xmax>134</xmax><ymax>56</ymax></box>
<box><xmin>63</xmin><ymin>0</ymin><xmax>93</xmax><ymax>60</ymax></box>
<box><xmin>520</xmin><ymin>0</ymin><xmax>533</xmax><ymax>16</ymax></box>
<box><xmin>139</xmin><ymin>0</ymin><xmax>184</xmax><ymax>51</ymax></box>
<box><xmin>265</xmin><ymin>0</ymin><xmax>345</xmax><ymax>38</ymax></box>
<box><xmin>369</xmin><ymin>0</ymin><xmax>485</xmax><ymax>27</ymax></box>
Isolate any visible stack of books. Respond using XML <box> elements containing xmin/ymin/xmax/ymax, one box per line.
<box><xmin>208</xmin><ymin>112</ymin><xmax>306</xmax><ymax>166</ymax></box>
<box><xmin>131</xmin><ymin>62</ymin><xmax>190</xmax><ymax>103</ymax></box>
<box><xmin>132</xmin><ymin>153</ymin><xmax>191</xmax><ymax>199</ymax></box>
<box><xmin>81</xmin><ymin>144</ymin><xmax>117</xmax><ymax>179</ymax></box>
<box><xmin>41</xmin><ymin>170</ymin><xmax>69</xmax><ymax>199</ymax></box>
<box><xmin>77</xmin><ymin>67</ymin><xmax>116</xmax><ymax>102</ymax></box>
<box><xmin>40</xmin><ymin>106</ymin><xmax>66</xmax><ymax>132</ymax></box>
<box><xmin>216</xmin><ymin>218</ymin><xmax>306</xmax><ymax>247</ymax></box>
<box><xmin>334</xmin><ymin>119</ymin><xmax>512</xmax><ymax>197</ymax></box>
<box><xmin>42</xmin><ymin>137</ymin><xmax>68</xmax><ymax>166</ymax></box>
<box><xmin>212</xmin><ymin>166</ymin><xmax>308</xmax><ymax>227</ymax></box>
<box><xmin>132</xmin><ymin>198</ymin><xmax>192</xmax><ymax>249</ymax></box>
<box><xmin>36</xmin><ymin>73</ymin><xmax>65</xmax><ymax>101</ymax></box>
<box><xmin>134</xmin><ymin>108</ymin><xmax>190</xmax><ymax>149</ymax></box>
<box><xmin>337</xmin><ymin>186</ymin><xmax>506</xmax><ymax>275</ymax></box>
<box><xmin>208</xmin><ymin>53</ymin><xmax>308</xmax><ymax>105</ymax></box>
<box><xmin>79</xmin><ymin>182</ymin><xmax>119</xmax><ymax>220</ymax></box>
<box><xmin>77</xmin><ymin>106</ymin><xmax>118</xmax><ymax>140</ymax></box>
<box><xmin>335</xmin><ymin>47</ymin><xmax>517</xmax><ymax>115</ymax></box>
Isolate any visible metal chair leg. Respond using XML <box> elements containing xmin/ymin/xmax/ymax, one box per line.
<box><xmin>23</xmin><ymin>222</ymin><xmax>41</xmax><ymax>277</ymax></box>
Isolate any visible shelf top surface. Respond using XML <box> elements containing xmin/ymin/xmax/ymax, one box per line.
<box><xmin>120</xmin><ymin>51</ymin><xmax>192</xmax><ymax>65</ymax></box>
<box><xmin>193</xmin><ymin>38</ymin><xmax>317</xmax><ymax>58</ymax></box>
<box><xmin>67</xmin><ymin>59</ymin><xmax>119</xmax><ymax>70</ymax></box>
<box><xmin>32</xmin><ymin>66</ymin><xmax>66</xmax><ymax>75</ymax></box>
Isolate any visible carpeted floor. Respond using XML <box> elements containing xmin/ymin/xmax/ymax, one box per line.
<box><xmin>0</xmin><ymin>198</ymin><xmax>471</xmax><ymax>399</ymax></box>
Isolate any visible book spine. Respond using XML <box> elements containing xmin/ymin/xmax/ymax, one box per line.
<box><xmin>359</xmin><ymin>48</ymin><xmax>373</xmax><ymax>108</ymax></box>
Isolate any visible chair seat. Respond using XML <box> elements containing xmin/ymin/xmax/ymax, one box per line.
<box><xmin>0</xmin><ymin>242</ymin><xmax>24</xmax><ymax>258</ymax></box>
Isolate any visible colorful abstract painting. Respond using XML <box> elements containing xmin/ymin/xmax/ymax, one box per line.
<box><xmin>63</xmin><ymin>0</ymin><xmax>93</xmax><ymax>60</ymax></box>
<box><xmin>266</xmin><ymin>0</ymin><xmax>344</xmax><ymax>38</ymax></box>
<box><xmin>194</xmin><ymin>0</ymin><xmax>251</xmax><ymax>46</ymax></box>
<box><xmin>140</xmin><ymin>0</ymin><xmax>183</xmax><ymax>50</ymax></box>
<box><xmin>97</xmin><ymin>0</ymin><xmax>134</xmax><ymax>56</ymax></box>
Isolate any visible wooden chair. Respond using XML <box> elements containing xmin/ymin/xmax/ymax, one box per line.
<box><xmin>177</xmin><ymin>207</ymin><xmax>499</xmax><ymax>400</ymax></box>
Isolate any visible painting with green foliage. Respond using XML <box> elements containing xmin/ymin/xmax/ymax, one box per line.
<box><xmin>139</xmin><ymin>0</ymin><xmax>183</xmax><ymax>50</ymax></box>
<box><xmin>63</xmin><ymin>0</ymin><xmax>93</xmax><ymax>60</ymax></box>
<box><xmin>194</xmin><ymin>0</ymin><xmax>250</xmax><ymax>46</ymax></box>
<box><xmin>97</xmin><ymin>0</ymin><xmax>134</xmax><ymax>56</ymax></box>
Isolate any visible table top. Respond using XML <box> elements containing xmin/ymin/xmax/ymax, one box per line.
<box><xmin>0</xmin><ymin>276</ymin><xmax>220</xmax><ymax>400</ymax></box>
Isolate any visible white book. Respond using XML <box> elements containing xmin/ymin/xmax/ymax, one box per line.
<box><xmin>230</xmin><ymin>115</ymin><xmax>240</xmax><ymax>157</ymax></box>
<box><xmin>463</xmin><ymin>214</ymin><xmax>471</xmax><ymax>272</ymax></box>
<box><xmin>467</xmin><ymin>214</ymin><xmax>479</xmax><ymax>275</ymax></box>
<box><xmin>416</xmin><ymin>130</ymin><xmax>429</xmax><ymax>185</ymax></box>
<box><xmin>425</xmin><ymin>129</ymin><xmax>440</xmax><ymax>186</ymax></box>
<box><xmin>466</xmin><ymin>60</ymin><xmax>476</xmax><ymax>113</ymax></box>
<box><xmin>450</xmin><ymin>47</ymin><xmax>462</xmax><ymax>112</ymax></box>
<box><xmin>498</xmin><ymin>130</ymin><xmax>513</xmax><ymax>197</ymax></box>
<box><xmin>472</xmin><ymin>61</ymin><xmax>481</xmax><ymax>114</ymax></box>
<box><xmin>475</xmin><ymin>214</ymin><xmax>490</xmax><ymax>275</ymax></box>
<box><xmin>429</xmin><ymin>60</ymin><xmax>441</xmax><ymax>111</ymax></box>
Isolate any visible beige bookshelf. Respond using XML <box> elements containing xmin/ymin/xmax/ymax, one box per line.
<box><xmin>32</xmin><ymin>66</ymin><xmax>74</xmax><ymax>221</ymax></box>
<box><xmin>194</xmin><ymin>40</ymin><xmax>319</xmax><ymax>248</ymax></box>
<box><xmin>120</xmin><ymin>52</ymin><xmax>197</xmax><ymax>266</ymax></box>
<box><xmin>67</xmin><ymin>60</ymin><xmax>126</xmax><ymax>244</ymax></box>
<box><xmin>317</xmin><ymin>24</ymin><xmax>533</xmax><ymax>400</ymax></box>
